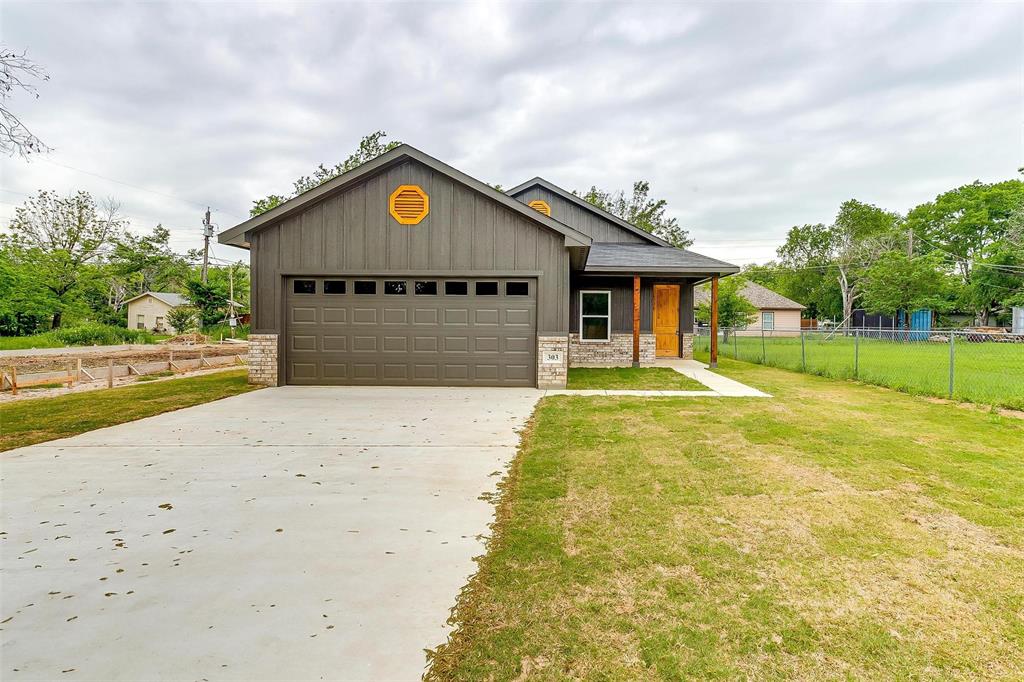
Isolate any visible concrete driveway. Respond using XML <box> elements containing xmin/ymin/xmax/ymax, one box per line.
<box><xmin>1</xmin><ymin>386</ymin><xmax>542</xmax><ymax>681</ymax></box>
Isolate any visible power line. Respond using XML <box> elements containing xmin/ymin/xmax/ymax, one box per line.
<box><xmin>35</xmin><ymin>158</ymin><xmax>246</xmax><ymax>221</ymax></box>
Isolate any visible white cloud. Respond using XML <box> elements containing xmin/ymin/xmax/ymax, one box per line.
<box><xmin>1</xmin><ymin>0</ymin><xmax>1020</xmax><ymax>266</ymax></box>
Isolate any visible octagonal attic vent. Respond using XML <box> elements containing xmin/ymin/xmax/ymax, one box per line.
<box><xmin>389</xmin><ymin>185</ymin><xmax>429</xmax><ymax>224</ymax></box>
<box><xmin>527</xmin><ymin>200</ymin><xmax>551</xmax><ymax>216</ymax></box>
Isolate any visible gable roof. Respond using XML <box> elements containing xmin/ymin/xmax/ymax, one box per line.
<box><xmin>585</xmin><ymin>243</ymin><xmax>739</xmax><ymax>275</ymax></box>
<box><xmin>694</xmin><ymin>280</ymin><xmax>805</xmax><ymax>310</ymax></box>
<box><xmin>218</xmin><ymin>145</ymin><xmax>591</xmax><ymax>249</ymax></box>
<box><xmin>506</xmin><ymin>177</ymin><xmax>671</xmax><ymax>247</ymax></box>
<box><xmin>125</xmin><ymin>292</ymin><xmax>189</xmax><ymax>307</ymax></box>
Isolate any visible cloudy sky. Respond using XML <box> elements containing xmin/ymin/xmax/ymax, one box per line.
<box><xmin>1</xmin><ymin>1</ymin><xmax>1020</xmax><ymax>266</ymax></box>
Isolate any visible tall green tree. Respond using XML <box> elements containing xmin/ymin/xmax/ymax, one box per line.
<box><xmin>906</xmin><ymin>179</ymin><xmax>1024</xmax><ymax>323</ymax></box>
<box><xmin>578</xmin><ymin>181</ymin><xmax>693</xmax><ymax>248</ymax></box>
<box><xmin>251</xmin><ymin>131</ymin><xmax>402</xmax><ymax>216</ymax></box>
<box><xmin>743</xmin><ymin>262</ymin><xmax>843</xmax><ymax>321</ymax></box>
<box><xmin>860</xmin><ymin>252</ymin><xmax>952</xmax><ymax>329</ymax></box>
<box><xmin>778</xmin><ymin>200</ymin><xmax>901</xmax><ymax>327</ymax></box>
<box><xmin>184</xmin><ymin>279</ymin><xmax>228</xmax><ymax>327</ymax></box>
<box><xmin>6</xmin><ymin>190</ymin><xmax>125</xmax><ymax>328</ymax></box>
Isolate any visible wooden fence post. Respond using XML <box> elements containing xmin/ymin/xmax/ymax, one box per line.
<box><xmin>108</xmin><ymin>359</ymin><xmax>114</xmax><ymax>388</ymax></box>
<box><xmin>76</xmin><ymin>358</ymin><xmax>83</xmax><ymax>383</ymax></box>
<box><xmin>10</xmin><ymin>366</ymin><xmax>17</xmax><ymax>396</ymax></box>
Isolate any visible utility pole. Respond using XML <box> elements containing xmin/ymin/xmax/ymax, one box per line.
<box><xmin>227</xmin><ymin>262</ymin><xmax>237</xmax><ymax>338</ymax></box>
<box><xmin>201</xmin><ymin>207</ymin><xmax>212</xmax><ymax>284</ymax></box>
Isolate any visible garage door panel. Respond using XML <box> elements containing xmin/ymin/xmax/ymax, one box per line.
<box><xmin>383</xmin><ymin>308</ymin><xmax>407</xmax><ymax>324</ymax></box>
<box><xmin>444</xmin><ymin>336</ymin><xmax>469</xmax><ymax>353</ymax></box>
<box><xmin>413</xmin><ymin>336</ymin><xmax>438</xmax><ymax>352</ymax></box>
<box><xmin>353</xmin><ymin>308</ymin><xmax>377</xmax><ymax>324</ymax></box>
<box><xmin>474</xmin><ymin>337</ymin><xmax>499</xmax><ymax>352</ymax></box>
<box><xmin>414</xmin><ymin>309</ymin><xmax>439</xmax><ymax>325</ymax></box>
<box><xmin>505</xmin><ymin>309</ymin><xmax>532</xmax><ymax>326</ymax></box>
<box><xmin>505</xmin><ymin>336</ymin><xmax>531</xmax><ymax>353</ymax></box>
<box><xmin>286</xmin><ymin>277</ymin><xmax>536</xmax><ymax>386</ymax></box>
<box><xmin>323</xmin><ymin>363</ymin><xmax>348</xmax><ymax>379</ymax></box>
<box><xmin>444</xmin><ymin>309</ymin><xmax>468</xmax><ymax>325</ymax></box>
<box><xmin>323</xmin><ymin>335</ymin><xmax>347</xmax><ymax>351</ymax></box>
<box><xmin>383</xmin><ymin>336</ymin><xmax>408</xmax><ymax>352</ymax></box>
<box><xmin>323</xmin><ymin>308</ymin><xmax>347</xmax><ymax>324</ymax></box>
<box><xmin>292</xmin><ymin>307</ymin><xmax>317</xmax><ymax>324</ymax></box>
<box><xmin>291</xmin><ymin>334</ymin><xmax>317</xmax><ymax>352</ymax></box>
<box><xmin>353</xmin><ymin>336</ymin><xmax>378</xmax><ymax>352</ymax></box>
<box><xmin>474</xmin><ymin>309</ymin><xmax>499</xmax><ymax>325</ymax></box>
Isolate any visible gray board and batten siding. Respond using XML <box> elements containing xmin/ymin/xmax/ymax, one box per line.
<box><xmin>569</xmin><ymin>275</ymin><xmax>697</xmax><ymax>335</ymax></box>
<box><xmin>248</xmin><ymin>157</ymin><xmax>572</xmax><ymax>338</ymax></box>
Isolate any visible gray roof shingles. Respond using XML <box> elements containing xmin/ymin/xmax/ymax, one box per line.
<box><xmin>584</xmin><ymin>242</ymin><xmax>740</xmax><ymax>274</ymax></box>
<box><xmin>694</xmin><ymin>280</ymin><xmax>805</xmax><ymax>310</ymax></box>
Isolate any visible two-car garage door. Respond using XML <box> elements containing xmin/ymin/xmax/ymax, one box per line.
<box><xmin>284</xmin><ymin>276</ymin><xmax>537</xmax><ymax>386</ymax></box>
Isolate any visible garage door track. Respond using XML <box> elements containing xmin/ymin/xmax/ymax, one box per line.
<box><xmin>1</xmin><ymin>386</ymin><xmax>542</xmax><ymax>681</ymax></box>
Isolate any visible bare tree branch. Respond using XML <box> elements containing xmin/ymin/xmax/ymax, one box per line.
<box><xmin>1</xmin><ymin>46</ymin><xmax>50</xmax><ymax>157</ymax></box>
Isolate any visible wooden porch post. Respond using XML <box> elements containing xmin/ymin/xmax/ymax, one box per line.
<box><xmin>710</xmin><ymin>275</ymin><xmax>719</xmax><ymax>368</ymax></box>
<box><xmin>632</xmin><ymin>275</ymin><xmax>641</xmax><ymax>367</ymax></box>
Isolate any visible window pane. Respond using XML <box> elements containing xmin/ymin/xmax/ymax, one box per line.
<box><xmin>415</xmin><ymin>281</ymin><xmax>438</xmax><ymax>295</ymax></box>
<box><xmin>354</xmin><ymin>280</ymin><xmax>376</xmax><ymax>295</ymax></box>
<box><xmin>444</xmin><ymin>281</ymin><xmax>468</xmax><ymax>295</ymax></box>
<box><xmin>384</xmin><ymin>280</ymin><xmax>407</xmax><ymax>295</ymax></box>
<box><xmin>581</xmin><ymin>292</ymin><xmax>609</xmax><ymax>315</ymax></box>
<box><xmin>324</xmin><ymin>280</ymin><xmax>346</xmax><ymax>294</ymax></box>
<box><xmin>581</xmin><ymin>317</ymin><xmax>609</xmax><ymax>340</ymax></box>
<box><xmin>293</xmin><ymin>279</ymin><xmax>315</xmax><ymax>294</ymax></box>
<box><xmin>475</xmin><ymin>281</ymin><xmax>498</xmax><ymax>296</ymax></box>
<box><xmin>762</xmin><ymin>311</ymin><xmax>774</xmax><ymax>330</ymax></box>
<box><xmin>505</xmin><ymin>281</ymin><xmax>529</xmax><ymax>296</ymax></box>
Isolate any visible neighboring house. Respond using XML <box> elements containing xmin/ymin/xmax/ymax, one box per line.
<box><xmin>124</xmin><ymin>292</ymin><xmax>189</xmax><ymax>333</ymax></box>
<box><xmin>218</xmin><ymin>145</ymin><xmax>738</xmax><ymax>388</ymax></box>
<box><xmin>695</xmin><ymin>280</ymin><xmax>805</xmax><ymax>336</ymax></box>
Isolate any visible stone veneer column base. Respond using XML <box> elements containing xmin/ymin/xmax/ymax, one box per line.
<box><xmin>537</xmin><ymin>335</ymin><xmax>569</xmax><ymax>389</ymax></box>
<box><xmin>568</xmin><ymin>333</ymin><xmax>656</xmax><ymax>367</ymax></box>
<box><xmin>680</xmin><ymin>332</ymin><xmax>694</xmax><ymax>360</ymax></box>
<box><xmin>248</xmin><ymin>334</ymin><xmax>279</xmax><ymax>386</ymax></box>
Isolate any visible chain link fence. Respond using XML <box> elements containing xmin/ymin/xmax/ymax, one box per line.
<box><xmin>693</xmin><ymin>327</ymin><xmax>1024</xmax><ymax>410</ymax></box>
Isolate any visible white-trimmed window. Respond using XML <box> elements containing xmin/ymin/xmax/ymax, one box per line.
<box><xmin>762</xmin><ymin>311</ymin><xmax>774</xmax><ymax>331</ymax></box>
<box><xmin>580</xmin><ymin>290</ymin><xmax>611</xmax><ymax>342</ymax></box>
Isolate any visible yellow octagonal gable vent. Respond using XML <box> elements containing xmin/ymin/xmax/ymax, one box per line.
<box><xmin>389</xmin><ymin>185</ymin><xmax>429</xmax><ymax>225</ymax></box>
<box><xmin>528</xmin><ymin>200</ymin><xmax>551</xmax><ymax>216</ymax></box>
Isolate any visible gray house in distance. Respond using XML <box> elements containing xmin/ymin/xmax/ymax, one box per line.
<box><xmin>218</xmin><ymin>145</ymin><xmax>738</xmax><ymax>388</ymax></box>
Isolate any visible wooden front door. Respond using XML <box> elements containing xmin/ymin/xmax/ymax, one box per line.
<box><xmin>653</xmin><ymin>285</ymin><xmax>680</xmax><ymax>357</ymax></box>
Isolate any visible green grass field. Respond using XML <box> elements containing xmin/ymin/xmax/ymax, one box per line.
<box><xmin>567</xmin><ymin>367</ymin><xmax>706</xmax><ymax>390</ymax></box>
<box><xmin>426</xmin><ymin>360</ymin><xmax>1024</xmax><ymax>680</ymax></box>
<box><xmin>0</xmin><ymin>369</ymin><xmax>256</xmax><ymax>451</ymax></box>
<box><xmin>694</xmin><ymin>333</ymin><xmax>1024</xmax><ymax>410</ymax></box>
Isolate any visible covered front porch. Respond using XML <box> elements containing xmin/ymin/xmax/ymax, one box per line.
<box><xmin>572</xmin><ymin>243</ymin><xmax>740</xmax><ymax>369</ymax></box>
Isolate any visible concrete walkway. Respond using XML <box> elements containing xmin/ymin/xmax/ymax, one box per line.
<box><xmin>546</xmin><ymin>359</ymin><xmax>771</xmax><ymax>398</ymax></box>
<box><xmin>0</xmin><ymin>386</ymin><xmax>542</xmax><ymax>681</ymax></box>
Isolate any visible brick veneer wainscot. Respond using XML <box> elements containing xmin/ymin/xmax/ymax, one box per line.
<box><xmin>568</xmin><ymin>333</ymin><xmax>656</xmax><ymax>367</ymax></box>
<box><xmin>248</xmin><ymin>334</ymin><xmax>279</xmax><ymax>386</ymax></box>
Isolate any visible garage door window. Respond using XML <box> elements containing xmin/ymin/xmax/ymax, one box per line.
<box><xmin>354</xmin><ymin>281</ymin><xmax>376</xmax><ymax>295</ymax></box>
<box><xmin>475</xmin><ymin>281</ymin><xmax>498</xmax><ymax>296</ymax></box>
<box><xmin>384</xmin><ymin>281</ymin><xmax>407</xmax><ymax>295</ymax></box>
<box><xmin>580</xmin><ymin>290</ymin><xmax>611</xmax><ymax>342</ymax></box>
<box><xmin>294</xmin><ymin>279</ymin><xmax>316</xmax><ymax>294</ymax></box>
<box><xmin>506</xmin><ymin>281</ymin><xmax>529</xmax><ymax>296</ymax></box>
<box><xmin>324</xmin><ymin>280</ymin><xmax>346</xmax><ymax>294</ymax></box>
<box><xmin>415</xmin><ymin>281</ymin><xmax>437</xmax><ymax>295</ymax></box>
<box><xmin>445</xmin><ymin>281</ymin><xmax>468</xmax><ymax>296</ymax></box>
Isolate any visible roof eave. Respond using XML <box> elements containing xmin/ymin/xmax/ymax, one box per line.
<box><xmin>584</xmin><ymin>265</ymin><xmax>742</xmax><ymax>276</ymax></box>
<box><xmin>507</xmin><ymin>177</ymin><xmax>672</xmax><ymax>248</ymax></box>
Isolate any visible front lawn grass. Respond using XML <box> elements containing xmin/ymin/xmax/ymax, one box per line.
<box><xmin>427</xmin><ymin>359</ymin><xmax>1024</xmax><ymax>680</ymax></box>
<box><xmin>566</xmin><ymin>367</ymin><xmax>707</xmax><ymax>390</ymax></box>
<box><xmin>0</xmin><ymin>369</ymin><xmax>257</xmax><ymax>451</ymax></box>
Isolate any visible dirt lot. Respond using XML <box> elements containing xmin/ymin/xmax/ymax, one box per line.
<box><xmin>1</xmin><ymin>343</ymin><xmax>245</xmax><ymax>374</ymax></box>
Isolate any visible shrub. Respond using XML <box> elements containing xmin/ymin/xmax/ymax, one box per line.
<box><xmin>167</xmin><ymin>306</ymin><xmax>199</xmax><ymax>334</ymax></box>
